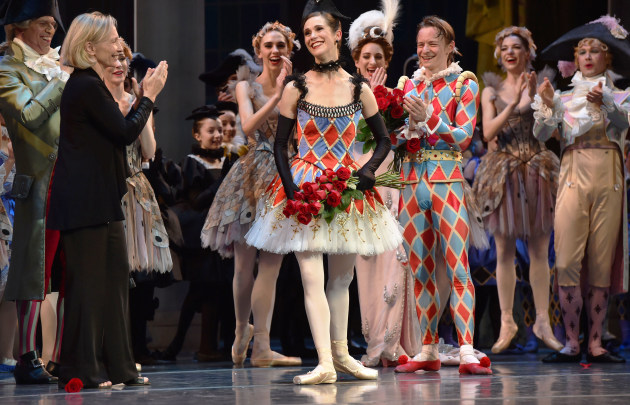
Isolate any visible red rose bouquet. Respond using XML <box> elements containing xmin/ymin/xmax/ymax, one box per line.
<box><xmin>356</xmin><ymin>85</ymin><xmax>408</xmax><ymax>153</ymax></box>
<box><xmin>283</xmin><ymin>167</ymin><xmax>406</xmax><ymax>225</ymax></box>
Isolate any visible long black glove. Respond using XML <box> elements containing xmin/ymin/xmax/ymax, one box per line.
<box><xmin>356</xmin><ymin>112</ymin><xmax>391</xmax><ymax>190</ymax></box>
<box><xmin>274</xmin><ymin>114</ymin><xmax>300</xmax><ymax>200</ymax></box>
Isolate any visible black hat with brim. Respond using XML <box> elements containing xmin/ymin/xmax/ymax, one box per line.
<box><xmin>130</xmin><ymin>52</ymin><xmax>157</xmax><ymax>80</ymax></box>
<box><xmin>0</xmin><ymin>0</ymin><xmax>64</xmax><ymax>32</ymax></box>
<box><xmin>186</xmin><ymin>105</ymin><xmax>221</xmax><ymax>121</ymax></box>
<box><xmin>199</xmin><ymin>49</ymin><xmax>262</xmax><ymax>87</ymax></box>
<box><xmin>215</xmin><ymin>101</ymin><xmax>238</xmax><ymax>115</ymax></box>
<box><xmin>302</xmin><ymin>0</ymin><xmax>349</xmax><ymax>22</ymax></box>
<box><xmin>541</xmin><ymin>20</ymin><xmax>630</xmax><ymax>76</ymax></box>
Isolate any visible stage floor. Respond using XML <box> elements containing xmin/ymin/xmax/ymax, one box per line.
<box><xmin>2</xmin><ymin>353</ymin><xmax>630</xmax><ymax>404</ymax></box>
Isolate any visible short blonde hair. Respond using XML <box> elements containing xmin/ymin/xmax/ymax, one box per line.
<box><xmin>61</xmin><ymin>12</ymin><xmax>117</xmax><ymax>69</ymax></box>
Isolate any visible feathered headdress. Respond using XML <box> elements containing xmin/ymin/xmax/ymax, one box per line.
<box><xmin>347</xmin><ymin>0</ymin><xmax>400</xmax><ymax>52</ymax></box>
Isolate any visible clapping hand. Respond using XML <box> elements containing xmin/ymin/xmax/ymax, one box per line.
<box><xmin>369</xmin><ymin>67</ymin><xmax>387</xmax><ymax>90</ymax></box>
<box><xmin>537</xmin><ymin>77</ymin><xmax>555</xmax><ymax>108</ymax></box>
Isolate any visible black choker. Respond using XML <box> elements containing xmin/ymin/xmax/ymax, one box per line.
<box><xmin>312</xmin><ymin>59</ymin><xmax>344</xmax><ymax>73</ymax></box>
<box><xmin>192</xmin><ymin>144</ymin><xmax>224</xmax><ymax>159</ymax></box>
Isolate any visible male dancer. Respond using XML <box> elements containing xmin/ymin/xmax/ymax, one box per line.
<box><xmin>394</xmin><ymin>15</ymin><xmax>491</xmax><ymax>375</ymax></box>
<box><xmin>0</xmin><ymin>0</ymin><xmax>71</xmax><ymax>383</ymax></box>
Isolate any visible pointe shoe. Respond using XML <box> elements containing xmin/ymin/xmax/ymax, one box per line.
<box><xmin>331</xmin><ymin>340</ymin><xmax>378</xmax><ymax>380</ymax></box>
<box><xmin>491</xmin><ymin>319</ymin><xmax>518</xmax><ymax>354</ymax></box>
<box><xmin>533</xmin><ymin>318</ymin><xmax>564</xmax><ymax>352</ymax></box>
<box><xmin>231</xmin><ymin>324</ymin><xmax>254</xmax><ymax>366</ymax></box>
<box><xmin>250</xmin><ymin>350</ymin><xmax>302</xmax><ymax>367</ymax></box>
<box><xmin>293</xmin><ymin>365</ymin><xmax>337</xmax><ymax>385</ymax></box>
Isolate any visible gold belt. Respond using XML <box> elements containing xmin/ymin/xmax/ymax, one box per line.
<box><xmin>403</xmin><ymin>149</ymin><xmax>463</xmax><ymax>163</ymax></box>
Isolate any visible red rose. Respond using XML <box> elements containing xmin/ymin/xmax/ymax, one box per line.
<box><xmin>298</xmin><ymin>202</ymin><xmax>310</xmax><ymax>215</ymax></box>
<box><xmin>320</xmin><ymin>183</ymin><xmax>333</xmax><ymax>192</ymax></box>
<box><xmin>64</xmin><ymin>378</ymin><xmax>84</xmax><ymax>393</ymax></box>
<box><xmin>293</xmin><ymin>191</ymin><xmax>306</xmax><ymax>201</ymax></box>
<box><xmin>390</xmin><ymin>104</ymin><xmax>404</xmax><ymax>119</ymax></box>
<box><xmin>332</xmin><ymin>180</ymin><xmax>347</xmax><ymax>192</ymax></box>
<box><xmin>302</xmin><ymin>182</ymin><xmax>317</xmax><ymax>195</ymax></box>
<box><xmin>308</xmin><ymin>201</ymin><xmax>322</xmax><ymax>215</ymax></box>
<box><xmin>373</xmin><ymin>85</ymin><xmax>388</xmax><ymax>98</ymax></box>
<box><xmin>317</xmin><ymin>175</ymin><xmax>330</xmax><ymax>183</ymax></box>
<box><xmin>283</xmin><ymin>200</ymin><xmax>298</xmax><ymax>217</ymax></box>
<box><xmin>324</xmin><ymin>168</ymin><xmax>335</xmax><ymax>178</ymax></box>
<box><xmin>405</xmin><ymin>138</ymin><xmax>421</xmax><ymax>153</ymax></box>
<box><xmin>326</xmin><ymin>190</ymin><xmax>342</xmax><ymax>207</ymax></box>
<box><xmin>313</xmin><ymin>189</ymin><xmax>327</xmax><ymax>200</ymax></box>
<box><xmin>297</xmin><ymin>212</ymin><xmax>312</xmax><ymax>225</ymax></box>
<box><xmin>336</xmin><ymin>167</ymin><xmax>352</xmax><ymax>181</ymax></box>
<box><xmin>376</xmin><ymin>96</ymin><xmax>390</xmax><ymax>111</ymax></box>
<box><xmin>392</xmin><ymin>88</ymin><xmax>404</xmax><ymax>101</ymax></box>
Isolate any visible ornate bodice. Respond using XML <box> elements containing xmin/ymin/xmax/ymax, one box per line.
<box><xmin>493</xmin><ymin>95</ymin><xmax>545</xmax><ymax>161</ymax></box>
<box><xmin>296</xmin><ymin>100</ymin><xmax>362</xmax><ymax>171</ymax></box>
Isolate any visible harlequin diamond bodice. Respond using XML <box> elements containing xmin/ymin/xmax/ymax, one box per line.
<box><xmin>295</xmin><ymin>99</ymin><xmax>363</xmax><ymax>172</ymax></box>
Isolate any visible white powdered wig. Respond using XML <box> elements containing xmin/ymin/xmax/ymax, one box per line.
<box><xmin>347</xmin><ymin>0</ymin><xmax>400</xmax><ymax>52</ymax></box>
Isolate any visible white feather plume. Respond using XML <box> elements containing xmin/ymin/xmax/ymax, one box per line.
<box><xmin>380</xmin><ymin>0</ymin><xmax>400</xmax><ymax>44</ymax></box>
<box><xmin>347</xmin><ymin>0</ymin><xmax>400</xmax><ymax>52</ymax></box>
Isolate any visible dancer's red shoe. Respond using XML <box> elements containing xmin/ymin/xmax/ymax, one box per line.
<box><xmin>459</xmin><ymin>363</ymin><xmax>492</xmax><ymax>375</ymax></box>
<box><xmin>394</xmin><ymin>359</ymin><xmax>441</xmax><ymax>373</ymax></box>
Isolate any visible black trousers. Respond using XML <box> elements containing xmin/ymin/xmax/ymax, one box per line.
<box><xmin>59</xmin><ymin>221</ymin><xmax>137</xmax><ymax>386</ymax></box>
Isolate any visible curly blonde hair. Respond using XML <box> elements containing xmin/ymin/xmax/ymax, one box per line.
<box><xmin>494</xmin><ymin>26</ymin><xmax>537</xmax><ymax>69</ymax></box>
<box><xmin>574</xmin><ymin>38</ymin><xmax>612</xmax><ymax>70</ymax></box>
<box><xmin>252</xmin><ymin>21</ymin><xmax>300</xmax><ymax>56</ymax></box>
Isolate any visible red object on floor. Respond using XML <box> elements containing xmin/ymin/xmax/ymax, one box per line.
<box><xmin>395</xmin><ymin>359</ymin><xmax>441</xmax><ymax>373</ymax></box>
<box><xmin>459</xmin><ymin>363</ymin><xmax>493</xmax><ymax>375</ymax></box>
<box><xmin>479</xmin><ymin>356</ymin><xmax>491</xmax><ymax>368</ymax></box>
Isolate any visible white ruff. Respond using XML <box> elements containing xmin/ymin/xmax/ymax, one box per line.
<box><xmin>14</xmin><ymin>38</ymin><xmax>62</xmax><ymax>81</ymax></box>
<box><xmin>412</xmin><ymin>62</ymin><xmax>462</xmax><ymax>85</ymax></box>
<box><xmin>565</xmin><ymin>71</ymin><xmax>609</xmax><ymax>138</ymax></box>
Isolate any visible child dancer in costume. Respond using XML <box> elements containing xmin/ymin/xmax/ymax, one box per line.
<box><xmin>534</xmin><ymin>16</ymin><xmax>629</xmax><ymax>364</ymax></box>
<box><xmin>202</xmin><ymin>21</ymin><xmax>302</xmax><ymax>367</ymax></box>
<box><xmin>392</xmin><ymin>15</ymin><xmax>491</xmax><ymax>375</ymax></box>
<box><xmin>474</xmin><ymin>27</ymin><xmax>562</xmax><ymax>354</ymax></box>
<box><xmin>346</xmin><ymin>0</ymin><xmax>422</xmax><ymax>367</ymax></box>
<box><xmin>245</xmin><ymin>0</ymin><xmax>402</xmax><ymax>384</ymax></box>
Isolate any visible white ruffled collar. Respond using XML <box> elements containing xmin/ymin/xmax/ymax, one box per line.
<box><xmin>412</xmin><ymin>62</ymin><xmax>463</xmax><ymax>84</ymax></box>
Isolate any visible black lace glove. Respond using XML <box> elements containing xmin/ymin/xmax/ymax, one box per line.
<box><xmin>355</xmin><ymin>112</ymin><xmax>391</xmax><ymax>190</ymax></box>
<box><xmin>274</xmin><ymin>114</ymin><xmax>300</xmax><ymax>200</ymax></box>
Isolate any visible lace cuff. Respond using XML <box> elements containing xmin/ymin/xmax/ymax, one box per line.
<box><xmin>414</xmin><ymin>104</ymin><xmax>435</xmax><ymax>133</ymax></box>
<box><xmin>399</xmin><ymin>104</ymin><xmax>434</xmax><ymax>141</ymax></box>
<box><xmin>600</xmin><ymin>87</ymin><xmax>616</xmax><ymax>113</ymax></box>
<box><xmin>532</xmin><ymin>92</ymin><xmax>563</xmax><ymax>126</ymax></box>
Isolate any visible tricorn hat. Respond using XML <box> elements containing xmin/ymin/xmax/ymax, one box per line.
<box><xmin>199</xmin><ymin>49</ymin><xmax>261</xmax><ymax>88</ymax></box>
<box><xmin>0</xmin><ymin>0</ymin><xmax>64</xmax><ymax>32</ymax></box>
<box><xmin>541</xmin><ymin>16</ymin><xmax>630</xmax><ymax>76</ymax></box>
<box><xmin>186</xmin><ymin>105</ymin><xmax>221</xmax><ymax>121</ymax></box>
<box><xmin>302</xmin><ymin>0</ymin><xmax>348</xmax><ymax>23</ymax></box>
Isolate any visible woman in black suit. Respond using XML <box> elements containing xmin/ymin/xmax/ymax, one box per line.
<box><xmin>47</xmin><ymin>12</ymin><xmax>168</xmax><ymax>389</ymax></box>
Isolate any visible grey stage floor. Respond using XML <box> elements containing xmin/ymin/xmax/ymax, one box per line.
<box><xmin>2</xmin><ymin>353</ymin><xmax>630</xmax><ymax>404</ymax></box>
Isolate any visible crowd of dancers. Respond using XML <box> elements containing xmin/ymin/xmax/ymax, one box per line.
<box><xmin>0</xmin><ymin>0</ymin><xmax>629</xmax><ymax>388</ymax></box>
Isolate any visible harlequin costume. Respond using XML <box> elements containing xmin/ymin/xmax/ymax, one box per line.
<box><xmin>535</xmin><ymin>16</ymin><xmax>629</xmax><ymax>363</ymax></box>
<box><xmin>394</xmin><ymin>61</ymin><xmax>491</xmax><ymax>374</ymax></box>
<box><xmin>244</xmin><ymin>74</ymin><xmax>401</xmax><ymax>254</ymax></box>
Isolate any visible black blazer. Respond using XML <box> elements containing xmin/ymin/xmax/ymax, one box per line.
<box><xmin>47</xmin><ymin>68</ymin><xmax>153</xmax><ymax>231</ymax></box>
